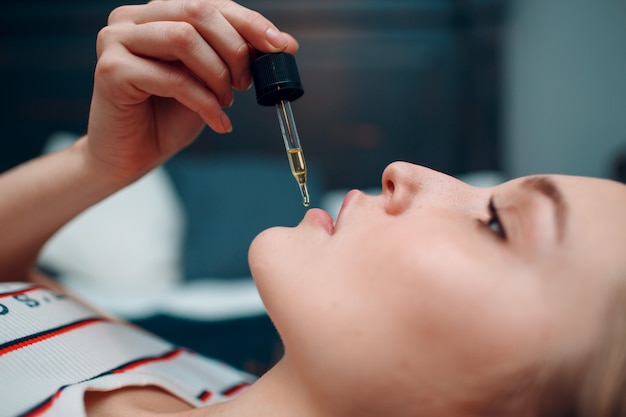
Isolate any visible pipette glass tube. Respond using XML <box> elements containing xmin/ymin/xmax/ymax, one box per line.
<box><xmin>276</xmin><ymin>100</ymin><xmax>309</xmax><ymax>207</ymax></box>
<box><xmin>250</xmin><ymin>51</ymin><xmax>310</xmax><ymax>207</ymax></box>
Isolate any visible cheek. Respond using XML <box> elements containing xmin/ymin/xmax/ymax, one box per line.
<box><xmin>373</xmin><ymin>229</ymin><xmax>548</xmax><ymax>360</ymax></box>
<box><xmin>251</xmin><ymin>218</ymin><xmax>553</xmax><ymax>403</ymax></box>
<box><xmin>402</xmin><ymin>258</ymin><xmax>551</xmax><ymax>383</ymax></box>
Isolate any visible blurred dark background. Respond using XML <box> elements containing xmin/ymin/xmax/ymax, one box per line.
<box><xmin>0</xmin><ymin>0</ymin><xmax>506</xmax><ymax>376</ymax></box>
<box><xmin>3</xmin><ymin>0</ymin><xmax>625</xmax><ymax>374</ymax></box>
<box><xmin>2</xmin><ymin>1</ymin><xmax>624</xmax><ymax>183</ymax></box>
<box><xmin>0</xmin><ymin>0</ymin><xmax>504</xmax><ymax>189</ymax></box>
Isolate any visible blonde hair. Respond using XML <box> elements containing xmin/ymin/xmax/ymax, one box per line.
<box><xmin>533</xmin><ymin>283</ymin><xmax>626</xmax><ymax>417</ymax></box>
<box><xmin>484</xmin><ymin>281</ymin><xmax>626</xmax><ymax>417</ymax></box>
<box><xmin>577</xmin><ymin>284</ymin><xmax>626</xmax><ymax>417</ymax></box>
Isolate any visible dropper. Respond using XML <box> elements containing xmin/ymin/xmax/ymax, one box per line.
<box><xmin>250</xmin><ymin>51</ymin><xmax>310</xmax><ymax>207</ymax></box>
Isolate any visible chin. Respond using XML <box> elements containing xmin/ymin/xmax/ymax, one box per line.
<box><xmin>249</xmin><ymin>226</ymin><xmax>283</xmax><ymax>272</ymax></box>
<box><xmin>248</xmin><ymin>226</ymin><xmax>311</xmax><ymax>337</ymax></box>
<box><xmin>247</xmin><ymin>225</ymin><xmax>292</xmax><ymax>302</ymax></box>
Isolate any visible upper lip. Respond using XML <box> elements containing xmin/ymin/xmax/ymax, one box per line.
<box><xmin>335</xmin><ymin>189</ymin><xmax>360</xmax><ymax>229</ymax></box>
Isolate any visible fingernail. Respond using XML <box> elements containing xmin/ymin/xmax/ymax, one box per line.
<box><xmin>221</xmin><ymin>91</ymin><xmax>234</xmax><ymax>108</ymax></box>
<box><xmin>240</xmin><ymin>74</ymin><xmax>253</xmax><ymax>91</ymax></box>
<box><xmin>221</xmin><ymin>112</ymin><xmax>232</xmax><ymax>133</ymax></box>
<box><xmin>266</xmin><ymin>27</ymin><xmax>288</xmax><ymax>49</ymax></box>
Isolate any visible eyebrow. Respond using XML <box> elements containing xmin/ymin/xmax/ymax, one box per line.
<box><xmin>520</xmin><ymin>176</ymin><xmax>568</xmax><ymax>242</ymax></box>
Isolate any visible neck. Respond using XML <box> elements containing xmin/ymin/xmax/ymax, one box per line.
<box><xmin>190</xmin><ymin>358</ymin><xmax>480</xmax><ymax>417</ymax></box>
<box><xmin>193</xmin><ymin>358</ymin><xmax>328</xmax><ymax>417</ymax></box>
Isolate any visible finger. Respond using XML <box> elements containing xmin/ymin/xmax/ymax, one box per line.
<box><xmin>114</xmin><ymin>20</ymin><xmax>236</xmax><ymax>107</ymax></box>
<box><xmin>95</xmin><ymin>47</ymin><xmax>232</xmax><ymax>133</ymax></box>
<box><xmin>107</xmin><ymin>0</ymin><xmax>299</xmax><ymax>89</ymax></box>
<box><xmin>201</xmin><ymin>6</ymin><xmax>300</xmax><ymax>90</ymax></box>
<box><xmin>107</xmin><ymin>0</ymin><xmax>252</xmax><ymax>90</ymax></box>
<box><xmin>280</xmin><ymin>32</ymin><xmax>300</xmax><ymax>55</ymax></box>
<box><xmin>219</xmin><ymin>2</ymin><xmax>299</xmax><ymax>53</ymax></box>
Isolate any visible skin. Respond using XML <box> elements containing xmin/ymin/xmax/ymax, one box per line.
<box><xmin>245</xmin><ymin>163</ymin><xmax>626</xmax><ymax>416</ymax></box>
<box><xmin>0</xmin><ymin>0</ymin><xmax>298</xmax><ymax>282</ymax></box>
<box><xmin>1</xmin><ymin>0</ymin><xmax>625</xmax><ymax>416</ymax></box>
<box><xmin>86</xmin><ymin>165</ymin><xmax>626</xmax><ymax>417</ymax></box>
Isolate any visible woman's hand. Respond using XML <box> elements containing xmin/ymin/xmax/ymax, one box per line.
<box><xmin>0</xmin><ymin>0</ymin><xmax>299</xmax><ymax>282</ymax></box>
<box><xmin>86</xmin><ymin>0</ymin><xmax>299</xmax><ymax>182</ymax></box>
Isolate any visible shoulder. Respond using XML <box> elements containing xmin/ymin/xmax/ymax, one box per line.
<box><xmin>85</xmin><ymin>385</ymin><xmax>194</xmax><ymax>417</ymax></box>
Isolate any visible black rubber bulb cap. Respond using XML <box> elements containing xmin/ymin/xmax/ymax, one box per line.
<box><xmin>251</xmin><ymin>52</ymin><xmax>304</xmax><ymax>106</ymax></box>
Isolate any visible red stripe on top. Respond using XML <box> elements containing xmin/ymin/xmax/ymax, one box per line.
<box><xmin>21</xmin><ymin>389</ymin><xmax>64</xmax><ymax>417</ymax></box>
<box><xmin>0</xmin><ymin>317</ymin><xmax>105</xmax><ymax>356</ymax></box>
<box><xmin>221</xmin><ymin>382</ymin><xmax>251</xmax><ymax>397</ymax></box>
<box><xmin>20</xmin><ymin>347</ymin><xmax>186</xmax><ymax>417</ymax></box>
<box><xmin>0</xmin><ymin>285</ymin><xmax>39</xmax><ymax>300</ymax></box>
<box><xmin>197</xmin><ymin>390</ymin><xmax>213</xmax><ymax>402</ymax></box>
<box><xmin>111</xmin><ymin>348</ymin><xmax>185</xmax><ymax>374</ymax></box>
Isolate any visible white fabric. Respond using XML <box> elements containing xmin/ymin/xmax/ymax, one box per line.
<box><xmin>0</xmin><ymin>282</ymin><xmax>254</xmax><ymax>417</ymax></box>
<box><xmin>67</xmin><ymin>278</ymin><xmax>266</xmax><ymax>321</ymax></box>
<box><xmin>38</xmin><ymin>132</ymin><xmax>186</xmax><ymax>292</ymax></box>
<box><xmin>36</xmin><ymin>133</ymin><xmax>267</xmax><ymax>322</ymax></box>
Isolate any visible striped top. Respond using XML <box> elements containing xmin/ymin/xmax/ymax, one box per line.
<box><xmin>0</xmin><ymin>282</ymin><xmax>255</xmax><ymax>417</ymax></box>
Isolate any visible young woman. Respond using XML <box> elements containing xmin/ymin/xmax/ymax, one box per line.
<box><xmin>1</xmin><ymin>1</ymin><xmax>624</xmax><ymax>416</ymax></box>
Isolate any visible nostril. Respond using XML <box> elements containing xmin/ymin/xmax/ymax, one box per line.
<box><xmin>385</xmin><ymin>179</ymin><xmax>395</xmax><ymax>194</ymax></box>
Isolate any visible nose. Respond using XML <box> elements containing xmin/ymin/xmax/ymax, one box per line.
<box><xmin>381</xmin><ymin>161</ymin><xmax>473</xmax><ymax>215</ymax></box>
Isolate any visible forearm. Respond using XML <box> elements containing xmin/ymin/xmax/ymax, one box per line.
<box><xmin>0</xmin><ymin>137</ymin><xmax>129</xmax><ymax>281</ymax></box>
<box><xmin>0</xmin><ymin>0</ymin><xmax>299</xmax><ymax>282</ymax></box>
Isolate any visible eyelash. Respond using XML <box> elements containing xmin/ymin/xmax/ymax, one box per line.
<box><xmin>485</xmin><ymin>197</ymin><xmax>507</xmax><ymax>239</ymax></box>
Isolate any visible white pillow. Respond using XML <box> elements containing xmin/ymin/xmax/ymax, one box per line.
<box><xmin>38</xmin><ymin>132</ymin><xmax>185</xmax><ymax>292</ymax></box>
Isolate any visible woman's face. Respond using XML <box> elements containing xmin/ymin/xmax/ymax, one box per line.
<box><xmin>248</xmin><ymin>162</ymin><xmax>626</xmax><ymax>414</ymax></box>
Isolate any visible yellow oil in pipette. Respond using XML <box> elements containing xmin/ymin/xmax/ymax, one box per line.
<box><xmin>251</xmin><ymin>51</ymin><xmax>310</xmax><ymax>207</ymax></box>
<box><xmin>276</xmin><ymin>99</ymin><xmax>310</xmax><ymax>207</ymax></box>
<box><xmin>287</xmin><ymin>149</ymin><xmax>309</xmax><ymax>206</ymax></box>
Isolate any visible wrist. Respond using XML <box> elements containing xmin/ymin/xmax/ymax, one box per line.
<box><xmin>72</xmin><ymin>135</ymin><xmax>145</xmax><ymax>193</ymax></box>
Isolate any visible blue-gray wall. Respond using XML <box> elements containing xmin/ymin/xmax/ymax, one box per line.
<box><xmin>503</xmin><ymin>0</ymin><xmax>626</xmax><ymax>179</ymax></box>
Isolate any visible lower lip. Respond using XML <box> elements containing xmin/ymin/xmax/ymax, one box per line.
<box><xmin>303</xmin><ymin>208</ymin><xmax>335</xmax><ymax>235</ymax></box>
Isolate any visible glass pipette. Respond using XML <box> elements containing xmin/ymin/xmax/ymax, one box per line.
<box><xmin>251</xmin><ymin>52</ymin><xmax>310</xmax><ymax>207</ymax></box>
<box><xmin>276</xmin><ymin>100</ymin><xmax>309</xmax><ymax>206</ymax></box>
